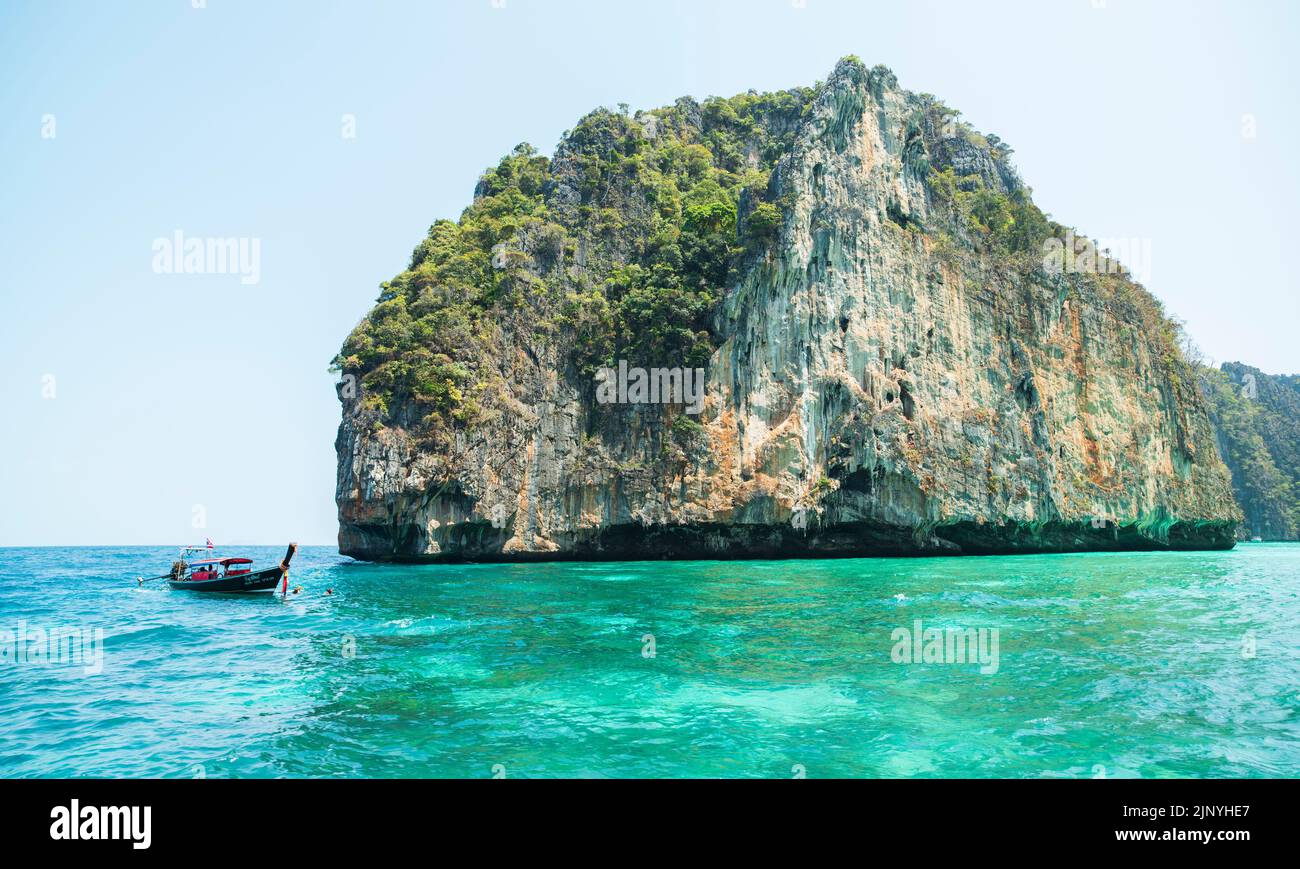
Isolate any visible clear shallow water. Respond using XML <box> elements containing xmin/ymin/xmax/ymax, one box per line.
<box><xmin>0</xmin><ymin>544</ymin><xmax>1297</xmax><ymax>778</ymax></box>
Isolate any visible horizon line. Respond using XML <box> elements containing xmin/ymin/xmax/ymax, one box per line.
<box><xmin>0</xmin><ymin>543</ymin><xmax>339</xmax><ymax>549</ymax></box>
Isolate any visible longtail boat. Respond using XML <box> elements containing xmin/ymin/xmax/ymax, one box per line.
<box><xmin>165</xmin><ymin>543</ymin><xmax>298</xmax><ymax>593</ymax></box>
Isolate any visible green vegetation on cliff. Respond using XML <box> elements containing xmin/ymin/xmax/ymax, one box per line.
<box><xmin>333</xmin><ymin>87</ymin><xmax>815</xmax><ymax>439</ymax></box>
<box><xmin>1199</xmin><ymin>363</ymin><xmax>1300</xmax><ymax>539</ymax></box>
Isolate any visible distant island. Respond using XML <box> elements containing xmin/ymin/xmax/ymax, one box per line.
<box><xmin>331</xmin><ymin>57</ymin><xmax>1294</xmax><ymax>563</ymax></box>
<box><xmin>1201</xmin><ymin>362</ymin><xmax>1300</xmax><ymax>540</ymax></box>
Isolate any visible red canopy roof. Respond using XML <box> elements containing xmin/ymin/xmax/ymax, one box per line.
<box><xmin>188</xmin><ymin>557</ymin><xmax>253</xmax><ymax>566</ymax></box>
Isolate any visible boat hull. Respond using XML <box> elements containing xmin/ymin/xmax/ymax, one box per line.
<box><xmin>168</xmin><ymin>566</ymin><xmax>284</xmax><ymax>593</ymax></box>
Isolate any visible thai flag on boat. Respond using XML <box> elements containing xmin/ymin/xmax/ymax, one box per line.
<box><xmin>206</xmin><ymin>537</ymin><xmax>214</xmax><ymax>550</ymax></box>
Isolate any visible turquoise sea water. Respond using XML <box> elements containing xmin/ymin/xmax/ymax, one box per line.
<box><xmin>1</xmin><ymin>544</ymin><xmax>1297</xmax><ymax>778</ymax></box>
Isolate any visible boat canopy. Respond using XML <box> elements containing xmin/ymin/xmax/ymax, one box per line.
<box><xmin>187</xmin><ymin>557</ymin><xmax>253</xmax><ymax>566</ymax></box>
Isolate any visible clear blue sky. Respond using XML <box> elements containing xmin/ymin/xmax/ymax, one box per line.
<box><xmin>1</xmin><ymin>0</ymin><xmax>1296</xmax><ymax>546</ymax></box>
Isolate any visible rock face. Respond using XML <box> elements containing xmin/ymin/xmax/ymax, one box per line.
<box><xmin>335</xmin><ymin>59</ymin><xmax>1239</xmax><ymax>562</ymax></box>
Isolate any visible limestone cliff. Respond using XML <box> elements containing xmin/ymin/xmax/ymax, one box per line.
<box><xmin>334</xmin><ymin>58</ymin><xmax>1239</xmax><ymax>562</ymax></box>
